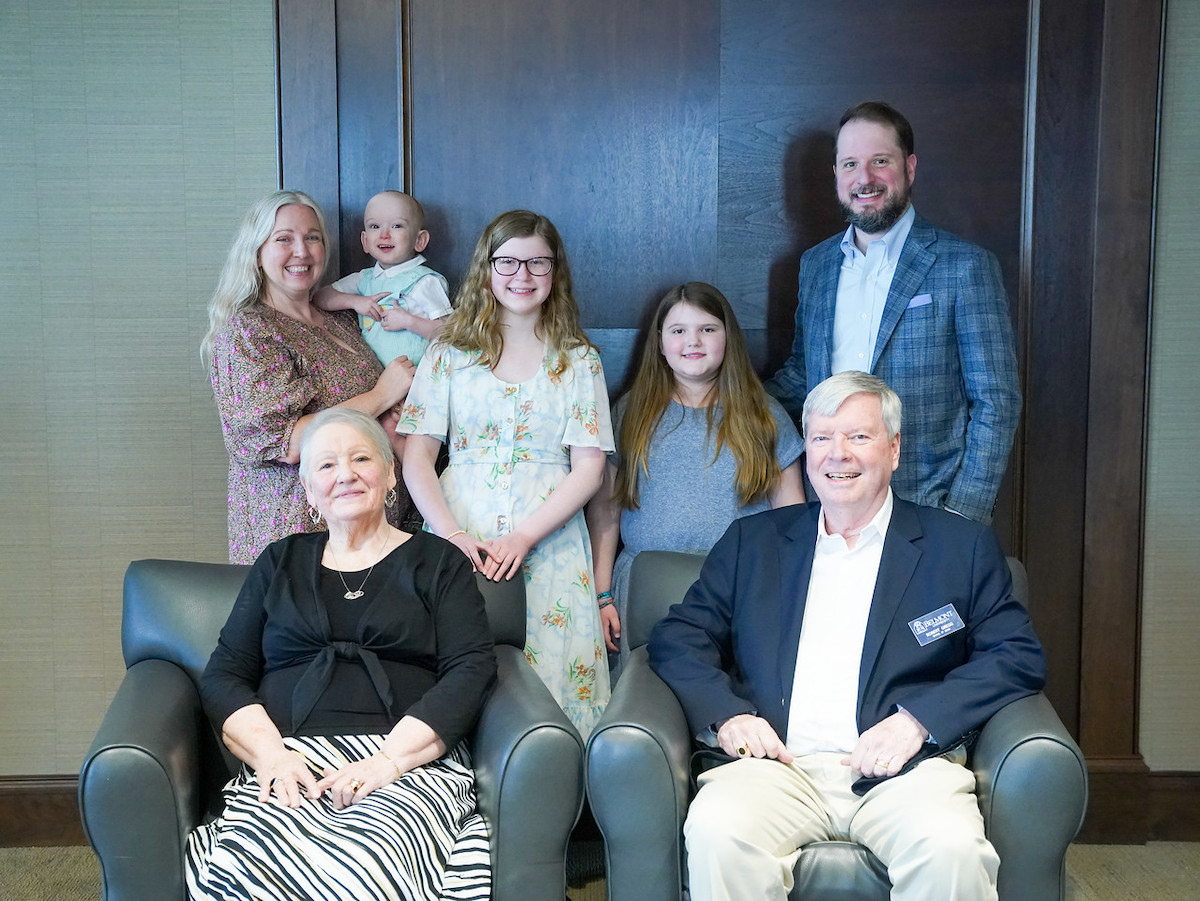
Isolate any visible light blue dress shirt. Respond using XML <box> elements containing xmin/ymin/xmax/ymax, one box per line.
<box><xmin>831</xmin><ymin>205</ymin><xmax>916</xmax><ymax>374</ymax></box>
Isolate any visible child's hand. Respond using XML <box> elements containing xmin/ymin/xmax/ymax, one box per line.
<box><xmin>355</xmin><ymin>293</ymin><xmax>389</xmax><ymax>322</ymax></box>
<box><xmin>600</xmin><ymin>602</ymin><xmax>621</xmax><ymax>653</ymax></box>
<box><xmin>381</xmin><ymin>306</ymin><xmax>417</xmax><ymax>332</ymax></box>
<box><xmin>481</xmin><ymin>532</ymin><xmax>534</xmax><ymax>582</ymax></box>
<box><xmin>448</xmin><ymin>531</ymin><xmax>488</xmax><ymax>573</ymax></box>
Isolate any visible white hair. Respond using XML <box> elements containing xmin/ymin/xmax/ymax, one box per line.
<box><xmin>802</xmin><ymin>372</ymin><xmax>902</xmax><ymax>441</ymax></box>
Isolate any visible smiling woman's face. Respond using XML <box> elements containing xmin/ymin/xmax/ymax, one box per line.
<box><xmin>258</xmin><ymin>203</ymin><xmax>326</xmax><ymax>303</ymax></box>
<box><xmin>300</xmin><ymin>421</ymin><xmax>396</xmax><ymax>527</ymax></box>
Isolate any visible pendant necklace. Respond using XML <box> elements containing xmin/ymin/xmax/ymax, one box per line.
<box><xmin>328</xmin><ymin>530</ymin><xmax>389</xmax><ymax>600</ymax></box>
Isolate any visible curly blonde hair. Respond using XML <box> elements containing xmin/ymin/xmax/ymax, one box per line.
<box><xmin>438</xmin><ymin>210</ymin><xmax>592</xmax><ymax>374</ymax></box>
<box><xmin>200</xmin><ymin>190</ymin><xmax>328</xmax><ymax>362</ymax></box>
<box><xmin>614</xmin><ymin>282</ymin><xmax>781</xmax><ymax>508</ymax></box>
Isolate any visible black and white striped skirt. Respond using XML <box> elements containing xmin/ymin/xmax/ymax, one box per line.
<box><xmin>185</xmin><ymin>734</ymin><xmax>489</xmax><ymax>900</ymax></box>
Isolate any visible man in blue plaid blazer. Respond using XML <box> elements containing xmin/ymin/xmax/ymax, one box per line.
<box><xmin>767</xmin><ymin>102</ymin><xmax>1020</xmax><ymax>524</ymax></box>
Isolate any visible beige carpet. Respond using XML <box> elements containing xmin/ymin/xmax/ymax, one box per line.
<box><xmin>1065</xmin><ymin>842</ymin><xmax>1200</xmax><ymax>900</ymax></box>
<box><xmin>2</xmin><ymin>842</ymin><xmax>1197</xmax><ymax>900</ymax></box>
<box><xmin>0</xmin><ymin>846</ymin><xmax>102</xmax><ymax>901</ymax></box>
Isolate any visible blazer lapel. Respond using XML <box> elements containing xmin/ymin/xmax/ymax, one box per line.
<box><xmin>857</xmin><ymin>500</ymin><xmax>923</xmax><ymax>706</ymax></box>
<box><xmin>872</xmin><ymin>217</ymin><xmax>937</xmax><ymax>370</ymax></box>
<box><xmin>811</xmin><ymin>241</ymin><xmax>841</xmax><ymax>382</ymax></box>
<box><xmin>776</xmin><ymin>505</ymin><xmax>820</xmax><ymax>717</ymax></box>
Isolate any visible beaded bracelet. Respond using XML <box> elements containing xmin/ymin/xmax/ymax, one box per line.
<box><xmin>445</xmin><ymin>529</ymin><xmax>466</xmax><ymax>541</ymax></box>
<box><xmin>596</xmin><ymin>590</ymin><xmax>615</xmax><ymax>611</ymax></box>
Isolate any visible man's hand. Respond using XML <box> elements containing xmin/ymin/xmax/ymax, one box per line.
<box><xmin>716</xmin><ymin>713</ymin><xmax>794</xmax><ymax>764</ymax></box>
<box><xmin>842</xmin><ymin>709</ymin><xmax>928</xmax><ymax>779</ymax></box>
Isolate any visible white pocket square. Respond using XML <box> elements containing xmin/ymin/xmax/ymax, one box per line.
<box><xmin>906</xmin><ymin>293</ymin><xmax>933</xmax><ymax>309</ymax></box>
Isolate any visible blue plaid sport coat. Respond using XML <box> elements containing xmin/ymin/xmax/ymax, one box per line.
<box><xmin>766</xmin><ymin>214</ymin><xmax>1021</xmax><ymax>524</ymax></box>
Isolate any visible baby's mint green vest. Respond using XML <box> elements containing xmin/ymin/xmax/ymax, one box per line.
<box><xmin>357</xmin><ymin>265</ymin><xmax>447</xmax><ymax>365</ymax></box>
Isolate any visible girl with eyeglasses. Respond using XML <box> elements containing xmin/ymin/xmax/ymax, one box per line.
<box><xmin>398</xmin><ymin>210</ymin><xmax>614</xmax><ymax>736</ymax></box>
<box><xmin>586</xmin><ymin>282</ymin><xmax>806</xmax><ymax>682</ymax></box>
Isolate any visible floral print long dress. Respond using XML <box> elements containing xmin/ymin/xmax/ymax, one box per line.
<box><xmin>399</xmin><ymin>342</ymin><xmax>614</xmax><ymax>736</ymax></box>
<box><xmin>210</xmin><ymin>306</ymin><xmax>415</xmax><ymax>564</ymax></box>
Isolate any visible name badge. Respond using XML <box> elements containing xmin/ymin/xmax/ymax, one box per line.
<box><xmin>908</xmin><ymin>604</ymin><xmax>965</xmax><ymax>646</ymax></box>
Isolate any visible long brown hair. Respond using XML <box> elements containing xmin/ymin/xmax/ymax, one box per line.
<box><xmin>614</xmin><ymin>282</ymin><xmax>780</xmax><ymax>508</ymax></box>
<box><xmin>438</xmin><ymin>210</ymin><xmax>592</xmax><ymax>373</ymax></box>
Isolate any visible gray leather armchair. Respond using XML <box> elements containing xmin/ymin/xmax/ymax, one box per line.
<box><xmin>586</xmin><ymin>550</ymin><xmax>1087</xmax><ymax>901</ymax></box>
<box><xmin>79</xmin><ymin>558</ymin><xmax>584</xmax><ymax>901</ymax></box>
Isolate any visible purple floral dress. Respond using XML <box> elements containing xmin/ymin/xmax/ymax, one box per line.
<box><xmin>210</xmin><ymin>306</ymin><xmax>411</xmax><ymax>563</ymax></box>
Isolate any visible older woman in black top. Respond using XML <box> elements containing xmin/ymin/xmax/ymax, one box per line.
<box><xmin>186</xmin><ymin>407</ymin><xmax>496</xmax><ymax>901</ymax></box>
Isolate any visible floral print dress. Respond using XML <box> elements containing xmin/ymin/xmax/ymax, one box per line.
<box><xmin>210</xmin><ymin>306</ymin><xmax>415</xmax><ymax>564</ymax></box>
<box><xmin>399</xmin><ymin>342</ymin><xmax>615</xmax><ymax>736</ymax></box>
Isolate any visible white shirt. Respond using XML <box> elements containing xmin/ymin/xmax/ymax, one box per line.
<box><xmin>830</xmin><ymin>205</ymin><xmax>916</xmax><ymax>374</ymax></box>
<box><xmin>785</xmin><ymin>490</ymin><xmax>894</xmax><ymax>756</ymax></box>
<box><xmin>331</xmin><ymin>254</ymin><xmax>453</xmax><ymax>320</ymax></box>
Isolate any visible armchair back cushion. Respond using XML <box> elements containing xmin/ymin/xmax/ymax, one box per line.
<box><xmin>627</xmin><ymin>550</ymin><xmax>707</xmax><ymax>649</ymax></box>
<box><xmin>122</xmin><ymin>560</ymin><xmax>247</xmax><ymax>682</ymax></box>
<box><xmin>122</xmin><ymin>555</ymin><xmax>528</xmax><ymax>674</ymax></box>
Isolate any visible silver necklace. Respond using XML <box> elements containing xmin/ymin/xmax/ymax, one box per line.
<box><xmin>328</xmin><ymin>531</ymin><xmax>389</xmax><ymax>600</ymax></box>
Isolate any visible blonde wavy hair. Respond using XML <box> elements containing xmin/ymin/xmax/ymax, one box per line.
<box><xmin>614</xmin><ymin>282</ymin><xmax>781</xmax><ymax>508</ymax></box>
<box><xmin>438</xmin><ymin>210</ymin><xmax>592</xmax><ymax>373</ymax></box>
<box><xmin>200</xmin><ymin>190</ymin><xmax>328</xmax><ymax>362</ymax></box>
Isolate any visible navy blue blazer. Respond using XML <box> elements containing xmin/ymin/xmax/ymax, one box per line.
<box><xmin>648</xmin><ymin>498</ymin><xmax>1046</xmax><ymax>749</ymax></box>
<box><xmin>765</xmin><ymin>215</ymin><xmax>1021</xmax><ymax>524</ymax></box>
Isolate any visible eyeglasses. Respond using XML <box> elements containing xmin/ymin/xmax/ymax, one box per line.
<box><xmin>489</xmin><ymin>256</ymin><xmax>555</xmax><ymax>277</ymax></box>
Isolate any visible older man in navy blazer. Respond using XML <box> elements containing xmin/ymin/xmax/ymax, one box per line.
<box><xmin>649</xmin><ymin>372</ymin><xmax>1045</xmax><ymax>901</ymax></box>
<box><xmin>766</xmin><ymin>101</ymin><xmax>1020</xmax><ymax>525</ymax></box>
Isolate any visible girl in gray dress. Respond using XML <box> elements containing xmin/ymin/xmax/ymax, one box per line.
<box><xmin>586</xmin><ymin>283</ymin><xmax>805</xmax><ymax>682</ymax></box>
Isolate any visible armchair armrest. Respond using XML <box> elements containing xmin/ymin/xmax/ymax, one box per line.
<box><xmin>79</xmin><ymin>659</ymin><xmax>206</xmax><ymax>901</ymax></box>
<box><xmin>472</xmin><ymin>646</ymin><xmax>585</xmax><ymax>901</ymax></box>
<box><xmin>585</xmin><ymin>648</ymin><xmax>692</xmax><ymax>901</ymax></box>
<box><xmin>971</xmin><ymin>692</ymin><xmax>1087</xmax><ymax>901</ymax></box>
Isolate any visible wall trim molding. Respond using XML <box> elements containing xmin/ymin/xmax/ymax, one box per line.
<box><xmin>1148</xmin><ymin>771</ymin><xmax>1200</xmax><ymax>841</ymax></box>
<box><xmin>7</xmin><ymin>766</ymin><xmax>1200</xmax><ymax>848</ymax></box>
<box><xmin>0</xmin><ymin>776</ymin><xmax>86</xmax><ymax>848</ymax></box>
<box><xmin>1077</xmin><ymin>756</ymin><xmax>1150</xmax><ymax>844</ymax></box>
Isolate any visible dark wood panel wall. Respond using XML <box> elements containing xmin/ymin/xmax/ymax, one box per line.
<box><xmin>276</xmin><ymin>0</ymin><xmax>1166</xmax><ymax>842</ymax></box>
<box><xmin>410</xmin><ymin>0</ymin><xmax>722</xmax><ymax>330</ymax></box>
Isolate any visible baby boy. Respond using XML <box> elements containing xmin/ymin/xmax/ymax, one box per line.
<box><xmin>318</xmin><ymin>190</ymin><xmax>451</xmax><ymax>365</ymax></box>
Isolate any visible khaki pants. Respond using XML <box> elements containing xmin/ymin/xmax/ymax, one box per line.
<box><xmin>684</xmin><ymin>750</ymin><xmax>999</xmax><ymax>901</ymax></box>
